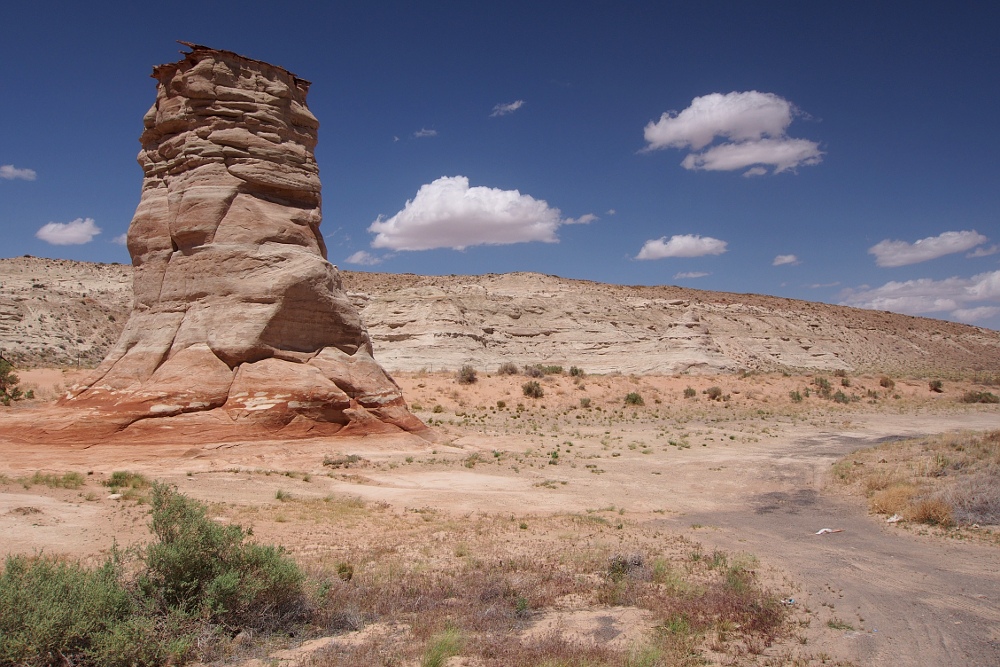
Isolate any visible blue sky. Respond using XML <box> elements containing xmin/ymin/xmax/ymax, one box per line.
<box><xmin>2</xmin><ymin>2</ymin><xmax>999</xmax><ymax>329</ymax></box>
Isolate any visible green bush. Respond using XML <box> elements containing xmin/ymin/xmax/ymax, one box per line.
<box><xmin>683</xmin><ymin>387</ymin><xmax>696</xmax><ymax>399</ymax></box>
<box><xmin>456</xmin><ymin>365</ymin><xmax>477</xmax><ymax>385</ymax></box>
<box><xmin>522</xmin><ymin>381</ymin><xmax>544</xmax><ymax>398</ymax></box>
<box><xmin>0</xmin><ymin>359</ymin><xmax>24</xmax><ymax>406</ymax></box>
<box><xmin>704</xmin><ymin>386</ymin><xmax>723</xmax><ymax>401</ymax></box>
<box><xmin>141</xmin><ymin>483</ymin><xmax>305</xmax><ymax>631</ymax></box>
<box><xmin>569</xmin><ymin>366</ymin><xmax>585</xmax><ymax>377</ymax></box>
<box><xmin>0</xmin><ymin>554</ymin><xmax>132</xmax><ymax>666</ymax></box>
<box><xmin>789</xmin><ymin>390</ymin><xmax>803</xmax><ymax>403</ymax></box>
<box><xmin>624</xmin><ymin>392</ymin><xmax>644</xmax><ymax>406</ymax></box>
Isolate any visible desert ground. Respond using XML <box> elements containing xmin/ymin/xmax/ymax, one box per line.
<box><xmin>3</xmin><ymin>367</ymin><xmax>998</xmax><ymax>666</ymax></box>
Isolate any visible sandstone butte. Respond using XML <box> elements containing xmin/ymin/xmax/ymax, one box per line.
<box><xmin>4</xmin><ymin>43</ymin><xmax>427</xmax><ymax>444</ymax></box>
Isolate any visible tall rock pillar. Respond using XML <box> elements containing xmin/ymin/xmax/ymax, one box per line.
<box><xmin>64</xmin><ymin>43</ymin><xmax>426</xmax><ymax>437</ymax></box>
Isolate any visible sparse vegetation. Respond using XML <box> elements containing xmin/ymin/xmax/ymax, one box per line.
<box><xmin>0</xmin><ymin>359</ymin><xmax>24</xmax><ymax>406</ymax></box>
<box><xmin>929</xmin><ymin>379</ymin><xmax>944</xmax><ymax>393</ymax></box>
<box><xmin>569</xmin><ymin>365</ymin><xmax>585</xmax><ymax>377</ymax></box>
<box><xmin>704</xmin><ymin>386</ymin><xmax>723</xmax><ymax>401</ymax></box>
<box><xmin>961</xmin><ymin>390</ymin><xmax>999</xmax><ymax>404</ymax></box>
<box><xmin>683</xmin><ymin>386</ymin><xmax>696</xmax><ymax>399</ymax></box>
<box><xmin>880</xmin><ymin>376</ymin><xmax>895</xmax><ymax>390</ymax></box>
<box><xmin>624</xmin><ymin>392</ymin><xmax>644</xmax><ymax>406</ymax></box>
<box><xmin>833</xmin><ymin>430</ymin><xmax>1000</xmax><ymax>528</ymax></box>
<box><xmin>497</xmin><ymin>362</ymin><xmax>518</xmax><ymax>375</ymax></box>
<box><xmin>456</xmin><ymin>364</ymin><xmax>477</xmax><ymax>385</ymax></box>
<box><xmin>0</xmin><ymin>484</ymin><xmax>305</xmax><ymax>666</ymax></box>
<box><xmin>522</xmin><ymin>381</ymin><xmax>544</xmax><ymax>398</ymax></box>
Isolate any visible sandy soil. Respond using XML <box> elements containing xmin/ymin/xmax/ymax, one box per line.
<box><xmin>2</xmin><ymin>371</ymin><xmax>999</xmax><ymax>665</ymax></box>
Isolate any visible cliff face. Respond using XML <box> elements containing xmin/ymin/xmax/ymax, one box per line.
<box><xmin>4</xmin><ymin>259</ymin><xmax>1000</xmax><ymax>379</ymax></box>
<box><xmin>56</xmin><ymin>44</ymin><xmax>425</xmax><ymax>437</ymax></box>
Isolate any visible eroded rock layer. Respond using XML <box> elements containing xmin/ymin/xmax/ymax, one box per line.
<box><xmin>60</xmin><ymin>44</ymin><xmax>425</xmax><ymax>438</ymax></box>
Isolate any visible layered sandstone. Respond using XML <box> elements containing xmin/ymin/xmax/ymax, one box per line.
<box><xmin>56</xmin><ymin>44</ymin><xmax>425</xmax><ymax>438</ymax></box>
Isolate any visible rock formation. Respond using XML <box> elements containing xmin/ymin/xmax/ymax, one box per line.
<box><xmin>61</xmin><ymin>43</ymin><xmax>425</xmax><ymax>437</ymax></box>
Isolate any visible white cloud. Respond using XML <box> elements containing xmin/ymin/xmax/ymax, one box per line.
<box><xmin>952</xmin><ymin>306</ymin><xmax>1000</xmax><ymax>322</ymax></box>
<box><xmin>369</xmin><ymin>176</ymin><xmax>586</xmax><ymax>251</ymax></box>
<box><xmin>344</xmin><ymin>250</ymin><xmax>384</xmax><ymax>266</ymax></box>
<box><xmin>643</xmin><ymin>91</ymin><xmax>822</xmax><ymax>175</ymax></box>
<box><xmin>869</xmin><ymin>230</ymin><xmax>988</xmax><ymax>267</ymax></box>
<box><xmin>565</xmin><ymin>213</ymin><xmax>597</xmax><ymax>225</ymax></box>
<box><xmin>112</xmin><ymin>233</ymin><xmax>128</xmax><ymax>245</ymax></box>
<box><xmin>808</xmin><ymin>282</ymin><xmax>841</xmax><ymax>289</ymax></box>
<box><xmin>968</xmin><ymin>244</ymin><xmax>999</xmax><ymax>258</ymax></box>
<box><xmin>414</xmin><ymin>128</ymin><xmax>438</xmax><ymax>138</ymax></box>
<box><xmin>606</xmin><ymin>209</ymin><xmax>617</xmax><ymax>216</ymax></box>
<box><xmin>773</xmin><ymin>254</ymin><xmax>800</xmax><ymax>266</ymax></box>
<box><xmin>681</xmin><ymin>137</ymin><xmax>823</xmax><ymax>174</ymax></box>
<box><xmin>674</xmin><ymin>271</ymin><xmax>709</xmax><ymax>279</ymax></box>
<box><xmin>839</xmin><ymin>269</ymin><xmax>1000</xmax><ymax>324</ymax></box>
<box><xmin>490</xmin><ymin>100</ymin><xmax>524</xmax><ymax>117</ymax></box>
<box><xmin>635</xmin><ymin>234</ymin><xmax>728</xmax><ymax>260</ymax></box>
<box><xmin>35</xmin><ymin>217</ymin><xmax>101</xmax><ymax>245</ymax></box>
<box><xmin>1</xmin><ymin>164</ymin><xmax>37</xmax><ymax>181</ymax></box>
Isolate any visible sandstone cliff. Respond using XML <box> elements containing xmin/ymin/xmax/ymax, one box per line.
<box><xmin>3</xmin><ymin>258</ymin><xmax>999</xmax><ymax>378</ymax></box>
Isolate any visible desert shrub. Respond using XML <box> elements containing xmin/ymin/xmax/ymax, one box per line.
<box><xmin>832</xmin><ymin>390</ymin><xmax>851</xmax><ymax>404</ymax></box>
<box><xmin>683</xmin><ymin>386</ymin><xmax>696</xmax><ymax>399</ymax></box>
<box><xmin>522</xmin><ymin>381</ymin><xmax>544</xmax><ymax>399</ymax></box>
<box><xmin>569</xmin><ymin>366</ymin><xmax>585</xmax><ymax>377</ymax></box>
<box><xmin>456</xmin><ymin>365</ymin><xmax>477</xmax><ymax>385</ymax></box>
<box><xmin>961</xmin><ymin>390</ymin><xmax>999</xmax><ymax>404</ymax></box>
<box><xmin>141</xmin><ymin>483</ymin><xmax>306</xmax><ymax>631</ymax></box>
<box><xmin>104</xmin><ymin>471</ymin><xmax>151</xmax><ymax>490</ymax></box>
<box><xmin>26</xmin><ymin>471</ymin><xmax>86</xmax><ymax>489</ymax></box>
<box><xmin>579</xmin><ymin>397</ymin><xmax>591</xmax><ymax>408</ymax></box>
<box><xmin>523</xmin><ymin>364</ymin><xmax>545</xmax><ymax>378</ymax></box>
<box><xmin>907</xmin><ymin>498</ymin><xmax>954</xmax><ymax>527</ymax></box>
<box><xmin>840</xmin><ymin>377</ymin><xmax>851</xmax><ymax>387</ymax></box>
<box><xmin>624</xmin><ymin>392</ymin><xmax>644</xmax><ymax>406</ymax></box>
<box><xmin>542</xmin><ymin>365</ymin><xmax>564</xmax><ymax>375</ymax></box>
<box><xmin>929</xmin><ymin>379</ymin><xmax>944</xmax><ymax>393</ymax></box>
<box><xmin>833</xmin><ymin>369</ymin><xmax>847</xmax><ymax>378</ymax></box>
<box><xmin>879</xmin><ymin>376</ymin><xmax>895</xmax><ymax>390</ymax></box>
<box><xmin>0</xmin><ymin>359</ymin><xmax>24</xmax><ymax>406</ymax></box>
<box><xmin>704</xmin><ymin>386</ymin><xmax>723</xmax><ymax>401</ymax></box>
<box><xmin>497</xmin><ymin>362</ymin><xmax>518</xmax><ymax>375</ymax></box>
<box><xmin>0</xmin><ymin>554</ymin><xmax>138</xmax><ymax>666</ymax></box>
<box><xmin>496</xmin><ymin>400</ymin><xmax>506</xmax><ymax>409</ymax></box>
<box><xmin>789</xmin><ymin>390</ymin><xmax>803</xmax><ymax>403</ymax></box>
<box><xmin>813</xmin><ymin>376</ymin><xmax>832</xmax><ymax>398</ymax></box>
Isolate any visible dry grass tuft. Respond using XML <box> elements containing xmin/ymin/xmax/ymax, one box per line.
<box><xmin>832</xmin><ymin>430</ymin><xmax>1000</xmax><ymax>529</ymax></box>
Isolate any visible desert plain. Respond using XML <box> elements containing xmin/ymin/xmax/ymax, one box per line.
<box><xmin>3</xmin><ymin>360</ymin><xmax>999</xmax><ymax>666</ymax></box>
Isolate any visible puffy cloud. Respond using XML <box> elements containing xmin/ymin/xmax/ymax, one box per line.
<box><xmin>839</xmin><ymin>269</ymin><xmax>1000</xmax><ymax>324</ymax></box>
<box><xmin>1</xmin><ymin>164</ymin><xmax>36</xmax><ymax>181</ymax></box>
<box><xmin>490</xmin><ymin>100</ymin><xmax>524</xmax><ymax>117</ymax></box>
<box><xmin>344</xmin><ymin>250</ymin><xmax>384</xmax><ymax>266</ymax></box>
<box><xmin>112</xmin><ymin>233</ymin><xmax>128</xmax><ymax>245</ymax></box>
<box><xmin>674</xmin><ymin>271</ymin><xmax>709</xmax><ymax>279</ymax></box>
<box><xmin>566</xmin><ymin>213</ymin><xmax>597</xmax><ymax>225</ymax></box>
<box><xmin>773</xmin><ymin>254</ymin><xmax>800</xmax><ymax>266</ymax></box>
<box><xmin>643</xmin><ymin>91</ymin><xmax>822</xmax><ymax>175</ymax></box>
<box><xmin>681</xmin><ymin>138</ymin><xmax>823</xmax><ymax>174</ymax></box>
<box><xmin>635</xmin><ymin>234</ymin><xmax>728</xmax><ymax>260</ymax></box>
<box><xmin>414</xmin><ymin>128</ymin><xmax>438</xmax><ymax>138</ymax></box>
<box><xmin>868</xmin><ymin>230</ymin><xmax>988</xmax><ymax>267</ymax></box>
<box><xmin>369</xmin><ymin>176</ymin><xmax>587</xmax><ymax>251</ymax></box>
<box><xmin>968</xmin><ymin>244</ymin><xmax>998</xmax><ymax>258</ymax></box>
<box><xmin>35</xmin><ymin>217</ymin><xmax>101</xmax><ymax>245</ymax></box>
